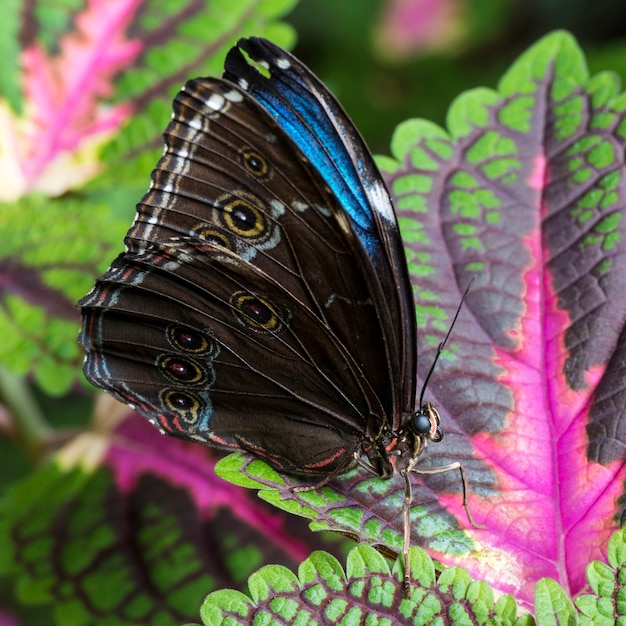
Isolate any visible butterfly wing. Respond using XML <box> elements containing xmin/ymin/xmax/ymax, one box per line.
<box><xmin>224</xmin><ymin>38</ymin><xmax>417</xmax><ymax>417</ymax></box>
<box><xmin>133</xmin><ymin>76</ymin><xmax>396</xmax><ymax>411</ymax></box>
<box><xmin>79</xmin><ymin>39</ymin><xmax>416</xmax><ymax>474</ymax></box>
<box><xmin>81</xmin><ymin>237</ymin><xmax>381</xmax><ymax>474</ymax></box>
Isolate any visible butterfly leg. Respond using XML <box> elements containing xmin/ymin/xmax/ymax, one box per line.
<box><xmin>402</xmin><ymin>471</ymin><xmax>412</xmax><ymax>595</ymax></box>
<box><xmin>402</xmin><ymin>462</ymin><xmax>483</xmax><ymax>594</ymax></box>
<box><xmin>413</xmin><ymin>462</ymin><xmax>483</xmax><ymax>528</ymax></box>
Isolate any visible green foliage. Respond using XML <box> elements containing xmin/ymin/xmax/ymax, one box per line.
<box><xmin>34</xmin><ymin>0</ymin><xmax>84</xmax><ymax>50</ymax></box>
<box><xmin>199</xmin><ymin>530</ymin><xmax>626</xmax><ymax>624</ymax></box>
<box><xmin>0</xmin><ymin>462</ymin><xmax>217</xmax><ymax>625</ymax></box>
<box><xmin>97</xmin><ymin>0</ymin><xmax>298</xmax><ymax>191</ymax></box>
<box><xmin>200</xmin><ymin>543</ymin><xmax>527</xmax><ymax>624</ymax></box>
<box><xmin>4</xmin><ymin>454</ymin><xmax>626</xmax><ymax>626</ymax></box>
<box><xmin>216</xmin><ymin>452</ymin><xmax>475</xmax><ymax>568</ymax></box>
<box><xmin>576</xmin><ymin>530</ymin><xmax>626</xmax><ymax>625</ymax></box>
<box><xmin>0</xmin><ymin>0</ymin><xmax>21</xmax><ymax>111</ymax></box>
<box><xmin>0</xmin><ymin>194</ymin><xmax>128</xmax><ymax>395</ymax></box>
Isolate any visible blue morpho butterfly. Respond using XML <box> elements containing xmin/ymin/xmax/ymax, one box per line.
<box><xmin>79</xmin><ymin>37</ymin><xmax>475</xmax><ymax>589</ymax></box>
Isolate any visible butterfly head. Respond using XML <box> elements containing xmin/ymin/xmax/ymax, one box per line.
<box><xmin>363</xmin><ymin>402</ymin><xmax>443</xmax><ymax>478</ymax></box>
<box><xmin>409</xmin><ymin>402</ymin><xmax>443</xmax><ymax>444</ymax></box>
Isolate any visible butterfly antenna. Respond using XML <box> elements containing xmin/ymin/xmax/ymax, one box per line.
<box><xmin>418</xmin><ymin>278</ymin><xmax>474</xmax><ymax>409</ymax></box>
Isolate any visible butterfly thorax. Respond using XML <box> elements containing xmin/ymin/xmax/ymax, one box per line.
<box><xmin>363</xmin><ymin>402</ymin><xmax>443</xmax><ymax>478</ymax></box>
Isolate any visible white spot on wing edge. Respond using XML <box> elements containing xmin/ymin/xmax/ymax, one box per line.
<box><xmin>224</xmin><ymin>89</ymin><xmax>243</xmax><ymax>103</ymax></box>
<box><xmin>368</xmin><ymin>179</ymin><xmax>395</xmax><ymax>223</ymax></box>
<box><xmin>276</xmin><ymin>57</ymin><xmax>291</xmax><ymax>70</ymax></box>
<box><xmin>188</xmin><ymin>116</ymin><xmax>204</xmax><ymax>130</ymax></box>
<box><xmin>206</xmin><ymin>93</ymin><xmax>225</xmax><ymax>112</ymax></box>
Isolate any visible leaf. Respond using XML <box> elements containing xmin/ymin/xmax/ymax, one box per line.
<box><xmin>0</xmin><ymin>194</ymin><xmax>128</xmax><ymax>395</ymax></box>
<box><xmin>0</xmin><ymin>0</ymin><xmax>21</xmax><ymax>111</ymax></box>
<box><xmin>0</xmin><ymin>0</ymin><xmax>298</xmax><ymax>394</ymax></box>
<box><xmin>534</xmin><ymin>579</ymin><xmax>577</xmax><ymax>625</ymax></box>
<box><xmin>386</xmin><ymin>28</ymin><xmax>626</xmax><ymax>607</ymax></box>
<box><xmin>199</xmin><ymin>527</ymin><xmax>626</xmax><ymax>623</ymax></box>
<box><xmin>216</xmin><ymin>30</ymin><xmax>626</xmax><ymax>610</ymax></box>
<box><xmin>200</xmin><ymin>544</ymin><xmax>527</xmax><ymax>625</ymax></box>
<box><xmin>575</xmin><ymin>529</ymin><xmax>626</xmax><ymax>625</ymax></box>
<box><xmin>215</xmin><ymin>452</ymin><xmax>474</xmax><ymax>570</ymax></box>
<box><xmin>2</xmin><ymin>0</ymin><xmax>297</xmax><ymax>200</ymax></box>
<box><xmin>0</xmin><ymin>407</ymin><xmax>345</xmax><ymax>626</ymax></box>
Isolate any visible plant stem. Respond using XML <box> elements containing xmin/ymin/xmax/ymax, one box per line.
<box><xmin>0</xmin><ymin>365</ymin><xmax>52</xmax><ymax>459</ymax></box>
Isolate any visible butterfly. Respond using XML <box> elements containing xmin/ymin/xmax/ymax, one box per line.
<box><xmin>78</xmin><ymin>37</ymin><xmax>475</xmax><ymax>591</ymax></box>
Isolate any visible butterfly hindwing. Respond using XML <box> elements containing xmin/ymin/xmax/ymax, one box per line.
<box><xmin>82</xmin><ymin>236</ymin><xmax>384</xmax><ymax>474</ymax></box>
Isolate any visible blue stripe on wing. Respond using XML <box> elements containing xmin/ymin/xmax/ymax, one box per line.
<box><xmin>224</xmin><ymin>38</ymin><xmax>384</xmax><ymax>261</ymax></box>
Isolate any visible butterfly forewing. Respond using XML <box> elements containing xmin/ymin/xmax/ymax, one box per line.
<box><xmin>133</xmin><ymin>77</ymin><xmax>397</xmax><ymax>394</ymax></box>
<box><xmin>224</xmin><ymin>38</ymin><xmax>417</xmax><ymax>418</ymax></box>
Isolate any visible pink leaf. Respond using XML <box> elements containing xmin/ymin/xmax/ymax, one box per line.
<box><xmin>13</xmin><ymin>0</ymin><xmax>143</xmax><ymax>198</ymax></box>
<box><xmin>380</xmin><ymin>30</ymin><xmax>626</xmax><ymax>606</ymax></box>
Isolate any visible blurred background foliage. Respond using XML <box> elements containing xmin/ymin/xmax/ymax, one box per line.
<box><xmin>3</xmin><ymin>0</ymin><xmax>626</xmax><ymax>623</ymax></box>
<box><xmin>288</xmin><ymin>0</ymin><xmax>626</xmax><ymax>154</ymax></box>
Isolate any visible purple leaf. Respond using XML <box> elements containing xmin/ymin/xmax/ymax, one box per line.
<box><xmin>100</xmin><ymin>406</ymin><xmax>340</xmax><ymax>566</ymax></box>
<box><xmin>0</xmin><ymin>403</ymin><xmax>346</xmax><ymax>623</ymax></box>
<box><xmin>382</xmin><ymin>30</ymin><xmax>626</xmax><ymax>603</ymax></box>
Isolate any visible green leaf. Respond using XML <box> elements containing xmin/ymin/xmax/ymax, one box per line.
<box><xmin>575</xmin><ymin>529</ymin><xmax>626</xmax><ymax>625</ymax></box>
<box><xmin>534</xmin><ymin>579</ymin><xmax>577</xmax><ymax>625</ymax></box>
<box><xmin>0</xmin><ymin>194</ymin><xmax>128</xmax><ymax>394</ymax></box>
<box><xmin>0</xmin><ymin>462</ymin><xmax>231</xmax><ymax>625</ymax></box>
<box><xmin>97</xmin><ymin>0</ymin><xmax>298</xmax><ymax>189</ymax></box>
<box><xmin>215</xmin><ymin>451</ymin><xmax>475</xmax><ymax>578</ymax></box>
<box><xmin>199</xmin><ymin>544</ymin><xmax>525</xmax><ymax>624</ymax></box>
<box><xmin>0</xmin><ymin>0</ymin><xmax>21</xmax><ymax>111</ymax></box>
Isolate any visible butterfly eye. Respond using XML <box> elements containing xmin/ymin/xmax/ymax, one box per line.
<box><xmin>410</xmin><ymin>402</ymin><xmax>444</xmax><ymax>442</ymax></box>
<box><xmin>411</xmin><ymin>411</ymin><xmax>431</xmax><ymax>435</ymax></box>
<box><xmin>240</xmin><ymin>147</ymin><xmax>271</xmax><ymax>180</ymax></box>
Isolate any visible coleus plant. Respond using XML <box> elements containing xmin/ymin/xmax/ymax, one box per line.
<box><xmin>0</xmin><ymin>2</ymin><xmax>624</xmax><ymax>625</ymax></box>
